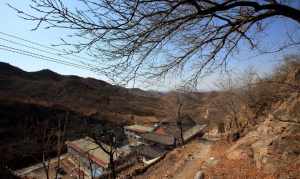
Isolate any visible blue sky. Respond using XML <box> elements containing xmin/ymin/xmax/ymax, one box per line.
<box><xmin>0</xmin><ymin>0</ymin><xmax>299</xmax><ymax>91</ymax></box>
<box><xmin>0</xmin><ymin>1</ymin><xmax>102</xmax><ymax>78</ymax></box>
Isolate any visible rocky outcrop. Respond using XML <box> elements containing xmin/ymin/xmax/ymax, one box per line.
<box><xmin>226</xmin><ymin>112</ymin><xmax>300</xmax><ymax>175</ymax></box>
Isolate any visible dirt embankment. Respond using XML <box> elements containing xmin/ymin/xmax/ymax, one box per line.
<box><xmin>134</xmin><ymin>131</ymin><xmax>299</xmax><ymax>179</ymax></box>
<box><xmin>134</xmin><ymin>138</ymin><xmax>214</xmax><ymax>179</ymax></box>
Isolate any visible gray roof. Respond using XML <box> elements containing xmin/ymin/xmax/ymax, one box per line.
<box><xmin>137</xmin><ymin>145</ymin><xmax>166</xmax><ymax>159</ymax></box>
<box><xmin>141</xmin><ymin>133</ymin><xmax>175</xmax><ymax>146</ymax></box>
<box><xmin>183</xmin><ymin>124</ymin><xmax>207</xmax><ymax>141</ymax></box>
<box><xmin>157</xmin><ymin>115</ymin><xmax>197</xmax><ymax>140</ymax></box>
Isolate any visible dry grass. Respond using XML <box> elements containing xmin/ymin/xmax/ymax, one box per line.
<box><xmin>204</xmin><ymin>140</ymin><xmax>300</xmax><ymax>179</ymax></box>
<box><xmin>203</xmin><ymin>140</ymin><xmax>267</xmax><ymax>179</ymax></box>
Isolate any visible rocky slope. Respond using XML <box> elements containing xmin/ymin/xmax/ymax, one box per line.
<box><xmin>226</xmin><ymin>93</ymin><xmax>300</xmax><ymax>177</ymax></box>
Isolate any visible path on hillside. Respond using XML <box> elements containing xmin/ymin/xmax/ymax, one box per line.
<box><xmin>134</xmin><ymin>136</ymin><xmax>218</xmax><ymax>179</ymax></box>
<box><xmin>135</xmin><ymin>130</ymin><xmax>300</xmax><ymax>179</ymax></box>
<box><xmin>171</xmin><ymin>139</ymin><xmax>214</xmax><ymax>179</ymax></box>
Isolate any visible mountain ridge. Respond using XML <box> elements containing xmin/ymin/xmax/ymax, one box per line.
<box><xmin>0</xmin><ymin>62</ymin><xmax>169</xmax><ymax>124</ymax></box>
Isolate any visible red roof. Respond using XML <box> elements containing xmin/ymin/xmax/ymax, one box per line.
<box><xmin>154</xmin><ymin>127</ymin><xmax>167</xmax><ymax>135</ymax></box>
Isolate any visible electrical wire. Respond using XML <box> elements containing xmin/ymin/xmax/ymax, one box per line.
<box><xmin>0</xmin><ymin>44</ymin><xmax>99</xmax><ymax>72</ymax></box>
<box><xmin>0</xmin><ymin>31</ymin><xmax>97</xmax><ymax>63</ymax></box>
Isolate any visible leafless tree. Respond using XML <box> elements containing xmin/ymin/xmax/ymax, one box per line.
<box><xmin>213</xmin><ymin>63</ymin><xmax>293</xmax><ymax>131</ymax></box>
<box><xmin>175</xmin><ymin>89</ymin><xmax>186</xmax><ymax>145</ymax></box>
<box><xmin>214</xmin><ymin>74</ymin><xmax>243</xmax><ymax>131</ymax></box>
<box><xmin>175</xmin><ymin>84</ymin><xmax>195</xmax><ymax>145</ymax></box>
<box><xmin>176</xmin><ymin>101</ymin><xmax>184</xmax><ymax>145</ymax></box>
<box><xmin>54</xmin><ymin>112</ymin><xmax>69</xmax><ymax>179</ymax></box>
<box><xmin>10</xmin><ymin>0</ymin><xmax>300</xmax><ymax>85</ymax></box>
<box><xmin>91</xmin><ymin>130</ymin><xmax>118</xmax><ymax>179</ymax></box>
<box><xmin>24</xmin><ymin>112</ymin><xmax>70</xmax><ymax>179</ymax></box>
<box><xmin>87</xmin><ymin>152</ymin><xmax>96</xmax><ymax>179</ymax></box>
<box><xmin>36</xmin><ymin>119</ymin><xmax>54</xmax><ymax>179</ymax></box>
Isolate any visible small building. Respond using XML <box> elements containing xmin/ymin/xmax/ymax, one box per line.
<box><xmin>66</xmin><ymin>137</ymin><xmax>131</xmax><ymax>178</ymax></box>
<box><xmin>153</xmin><ymin>115</ymin><xmax>198</xmax><ymax>144</ymax></box>
<box><xmin>124</xmin><ymin>125</ymin><xmax>155</xmax><ymax>146</ymax></box>
<box><xmin>140</xmin><ymin>132</ymin><xmax>176</xmax><ymax>149</ymax></box>
<box><xmin>136</xmin><ymin>144</ymin><xmax>166</xmax><ymax>164</ymax></box>
<box><xmin>183</xmin><ymin>124</ymin><xmax>207</xmax><ymax>142</ymax></box>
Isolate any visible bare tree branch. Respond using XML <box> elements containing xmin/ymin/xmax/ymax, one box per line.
<box><xmin>9</xmin><ymin>0</ymin><xmax>300</xmax><ymax>86</ymax></box>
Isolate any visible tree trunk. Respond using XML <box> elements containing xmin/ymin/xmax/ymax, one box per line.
<box><xmin>109</xmin><ymin>152</ymin><xmax>116</xmax><ymax>179</ymax></box>
<box><xmin>177</xmin><ymin>103</ymin><xmax>184</xmax><ymax>145</ymax></box>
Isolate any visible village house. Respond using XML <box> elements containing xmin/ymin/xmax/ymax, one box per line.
<box><xmin>124</xmin><ymin>124</ymin><xmax>156</xmax><ymax>146</ymax></box>
<box><xmin>15</xmin><ymin>119</ymin><xmax>206</xmax><ymax>179</ymax></box>
<box><xmin>140</xmin><ymin>132</ymin><xmax>176</xmax><ymax>148</ymax></box>
<box><xmin>14</xmin><ymin>137</ymin><xmax>133</xmax><ymax>179</ymax></box>
<box><xmin>152</xmin><ymin>115</ymin><xmax>202</xmax><ymax>144</ymax></box>
<box><xmin>123</xmin><ymin>116</ymin><xmax>206</xmax><ymax>164</ymax></box>
<box><xmin>136</xmin><ymin>144</ymin><xmax>167</xmax><ymax>164</ymax></box>
<box><xmin>66</xmin><ymin>137</ymin><xmax>132</xmax><ymax>178</ymax></box>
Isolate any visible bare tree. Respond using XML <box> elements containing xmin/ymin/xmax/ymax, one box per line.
<box><xmin>175</xmin><ymin>90</ymin><xmax>185</xmax><ymax>145</ymax></box>
<box><xmin>87</xmin><ymin>152</ymin><xmax>96</xmax><ymax>179</ymax></box>
<box><xmin>23</xmin><ymin>112</ymin><xmax>70</xmax><ymax>179</ymax></box>
<box><xmin>10</xmin><ymin>0</ymin><xmax>300</xmax><ymax>85</ymax></box>
<box><xmin>54</xmin><ymin>112</ymin><xmax>69</xmax><ymax>179</ymax></box>
<box><xmin>212</xmin><ymin>71</ymin><xmax>256</xmax><ymax>135</ymax></box>
<box><xmin>37</xmin><ymin>119</ymin><xmax>54</xmax><ymax>179</ymax></box>
<box><xmin>175</xmin><ymin>84</ymin><xmax>195</xmax><ymax>145</ymax></box>
<box><xmin>176</xmin><ymin>101</ymin><xmax>184</xmax><ymax>145</ymax></box>
<box><xmin>91</xmin><ymin>130</ymin><xmax>118</xmax><ymax>179</ymax></box>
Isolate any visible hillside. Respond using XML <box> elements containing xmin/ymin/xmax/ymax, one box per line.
<box><xmin>130</xmin><ymin>57</ymin><xmax>300</xmax><ymax>179</ymax></box>
<box><xmin>3</xmin><ymin>58</ymin><xmax>299</xmax><ymax>178</ymax></box>
<box><xmin>0</xmin><ymin>62</ymin><xmax>173</xmax><ymax>172</ymax></box>
<box><xmin>0</xmin><ymin>62</ymin><xmax>169</xmax><ymax>124</ymax></box>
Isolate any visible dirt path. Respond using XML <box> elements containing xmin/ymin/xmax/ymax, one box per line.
<box><xmin>134</xmin><ymin>137</ymin><xmax>217</xmax><ymax>179</ymax></box>
<box><xmin>172</xmin><ymin>139</ymin><xmax>214</xmax><ymax>179</ymax></box>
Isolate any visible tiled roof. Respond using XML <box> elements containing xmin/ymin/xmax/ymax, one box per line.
<box><xmin>183</xmin><ymin>124</ymin><xmax>207</xmax><ymax>141</ymax></box>
<box><xmin>66</xmin><ymin>137</ymin><xmax>120</xmax><ymax>168</ymax></box>
<box><xmin>137</xmin><ymin>145</ymin><xmax>166</xmax><ymax>159</ymax></box>
<box><xmin>124</xmin><ymin>125</ymin><xmax>154</xmax><ymax>133</ymax></box>
<box><xmin>141</xmin><ymin>133</ymin><xmax>175</xmax><ymax>146</ymax></box>
<box><xmin>154</xmin><ymin>115</ymin><xmax>197</xmax><ymax>140</ymax></box>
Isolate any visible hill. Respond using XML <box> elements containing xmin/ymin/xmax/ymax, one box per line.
<box><xmin>130</xmin><ymin>56</ymin><xmax>300</xmax><ymax>178</ymax></box>
<box><xmin>0</xmin><ymin>62</ymin><xmax>173</xmax><ymax>171</ymax></box>
<box><xmin>0</xmin><ymin>62</ymin><xmax>170</xmax><ymax>124</ymax></box>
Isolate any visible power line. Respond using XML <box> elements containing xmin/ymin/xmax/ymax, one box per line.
<box><xmin>0</xmin><ymin>31</ymin><xmax>97</xmax><ymax>63</ymax></box>
<box><xmin>0</xmin><ymin>44</ymin><xmax>99</xmax><ymax>72</ymax></box>
<box><xmin>0</xmin><ymin>46</ymin><xmax>94</xmax><ymax>72</ymax></box>
<box><xmin>0</xmin><ymin>36</ymin><xmax>96</xmax><ymax>69</ymax></box>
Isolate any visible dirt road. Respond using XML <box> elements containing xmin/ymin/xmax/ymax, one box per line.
<box><xmin>172</xmin><ymin>139</ymin><xmax>214</xmax><ymax>179</ymax></box>
<box><xmin>135</xmin><ymin>137</ymin><xmax>216</xmax><ymax>179</ymax></box>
